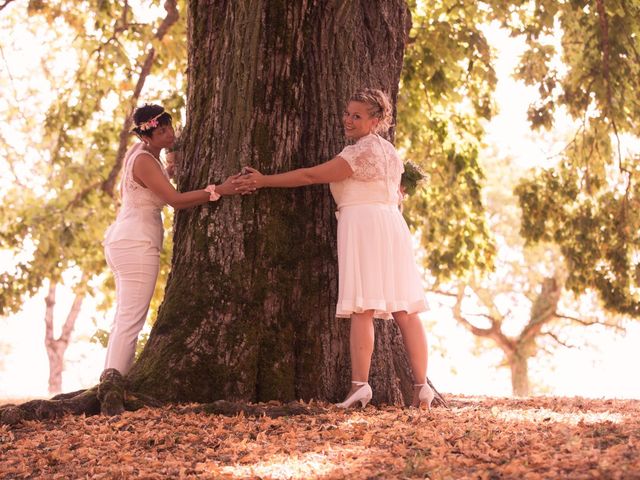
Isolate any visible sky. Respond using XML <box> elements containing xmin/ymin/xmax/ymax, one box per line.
<box><xmin>1</xmin><ymin>12</ymin><xmax>639</xmax><ymax>401</ymax></box>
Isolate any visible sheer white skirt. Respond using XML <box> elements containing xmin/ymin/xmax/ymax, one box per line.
<box><xmin>335</xmin><ymin>204</ymin><xmax>427</xmax><ymax>320</ymax></box>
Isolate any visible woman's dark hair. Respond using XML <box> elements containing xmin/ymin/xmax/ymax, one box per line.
<box><xmin>131</xmin><ymin>103</ymin><xmax>172</xmax><ymax>137</ymax></box>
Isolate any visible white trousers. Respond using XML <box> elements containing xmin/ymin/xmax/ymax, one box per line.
<box><xmin>104</xmin><ymin>239</ymin><xmax>160</xmax><ymax>375</ymax></box>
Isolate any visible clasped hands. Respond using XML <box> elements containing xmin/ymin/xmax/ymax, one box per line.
<box><xmin>212</xmin><ymin>167</ymin><xmax>263</xmax><ymax>196</ymax></box>
<box><xmin>229</xmin><ymin>166</ymin><xmax>263</xmax><ymax>195</ymax></box>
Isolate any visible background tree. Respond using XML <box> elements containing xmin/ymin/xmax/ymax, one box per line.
<box><xmin>0</xmin><ymin>0</ymin><xmax>185</xmax><ymax>393</ymax></box>
<box><xmin>447</xmin><ymin>152</ymin><xmax>624</xmax><ymax>396</ymax></box>
<box><xmin>43</xmin><ymin>276</ymin><xmax>86</xmax><ymax>394</ymax></box>
<box><xmin>396</xmin><ymin>1</ymin><xmax>633</xmax><ymax>396</ymax></box>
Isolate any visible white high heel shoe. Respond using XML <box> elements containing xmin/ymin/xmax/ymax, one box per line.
<box><xmin>414</xmin><ymin>382</ymin><xmax>435</xmax><ymax>411</ymax></box>
<box><xmin>336</xmin><ymin>381</ymin><xmax>373</xmax><ymax>409</ymax></box>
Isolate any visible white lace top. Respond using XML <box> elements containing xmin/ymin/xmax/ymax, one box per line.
<box><xmin>330</xmin><ymin>133</ymin><xmax>403</xmax><ymax>208</ymax></box>
<box><xmin>103</xmin><ymin>142</ymin><xmax>168</xmax><ymax>249</ymax></box>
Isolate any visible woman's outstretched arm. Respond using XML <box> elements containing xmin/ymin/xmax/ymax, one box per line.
<box><xmin>235</xmin><ymin>157</ymin><xmax>353</xmax><ymax>189</ymax></box>
<box><xmin>133</xmin><ymin>154</ymin><xmax>247</xmax><ymax>209</ymax></box>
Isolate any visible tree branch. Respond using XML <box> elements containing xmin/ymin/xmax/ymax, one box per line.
<box><xmin>543</xmin><ymin>330</ymin><xmax>575</xmax><ymax>349</ymax></box>
<box><xmin>469</xmin><ymin>278</ymin><xmax>506</xmax><ymax>327</ymax></box>
<box><xmin>0</xmin><ymin>130</ymin><xmax>27</xmax><ymax>188</ymax></box>
<box><xmin>429</xmin><ymin>288</ymin><xmax>457</xmax><ymax>298</ymax></box>
<box><xmin>59</xmin><ymin>275</ymin><xmax>87</xmax><ymax>344</ymax></box>
<box><xmin>464</xmin><ymin>312</ymin><xmax>500</xmax><ymax>323</ymax></box>
<box><xmin>0</xmin><ymin>0</ymin><xmax>16</xmax><ymax>12</ymax></box>
<box><xmin>65</xmin><ymin>180</ymin><xmax>103</xmax><ymax>210</ymax></box>
<box><xmin>102</xmin><ymin>0</ymin><xmax>179</xmax><ymax>196</ymax></box>
<box><xmin>44</xmin><ymin>280</ymin><xmax>57</xmax><ymax>346</ymax></box>
<box><xmin>44</xmin><ymin>275</ymin><xmax>87</xmax><ymax>347</ymax></box>
<box><xmin>596</xmin><ymin>0</ymin><xmax>631</xmax><ymax>210</ymax></box>
<box><xmin>0</xmin><ymin>44</ymin><xmax>29</xmax><ymax>125</ymax></box>
<box><xmin>555</xmin><ymin>313</ymin><xmax>626</xmax><ymax>332</ymax></box>
<box><xmin>520</xmin><ymin>277</ymin><xmax>561</xmax><ymax>344</ymax></box>
<box><xmin>452</xmin><ymin>284</ymin><xmax>515</xmax><ymax>354</ymax></box>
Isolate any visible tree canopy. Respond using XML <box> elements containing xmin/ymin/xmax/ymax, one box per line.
<box><xmin>0</xmin><ymin>0</ymin><xmax>186</xmax><ymax>317</ymax></box>
<box><xmin>508</xmin><ymin>0</ymin><xmax>640</xmax><ymax>316</ymax></box>
<box><xmin>396</xmin><ymin>0</ymin><xmax>640</xmax><ymax>318</ymax></box>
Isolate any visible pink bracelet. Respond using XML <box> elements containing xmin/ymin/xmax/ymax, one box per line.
<box><xmin>204</xmin><ymin>185</ymin><xmax>221</xmax><ymax>201</ymax></box>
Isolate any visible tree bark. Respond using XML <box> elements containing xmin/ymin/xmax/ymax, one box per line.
<box><xmin>128</xmin><ymin>1</ymin><xmax>417</xmax><ymax>405</ymax></box>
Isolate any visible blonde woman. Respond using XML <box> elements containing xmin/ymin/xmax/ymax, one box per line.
<box><xmin>235</xmin><ymin>89</ymin><xmax>433</xmax><ymax>409</ymax></box>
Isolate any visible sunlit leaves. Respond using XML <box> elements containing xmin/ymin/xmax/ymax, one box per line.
<box><xmin>506</xmin><ymin>0</ymin><xmax>640</xmax><ymax>315</ymax></box>
<box><xmin>516</xmin><ymin>166</ymin><xmax>640</xmax><ymax>315</ymax></box>
<box><xmin>398</xmin><ymin>0</ymin><xmax>499</xmax><ymax>280</ymax></box>
<box><xmin>0</xmin><ymin>1</ymin><xmax>187</xmax><ymax>315</ymax></box>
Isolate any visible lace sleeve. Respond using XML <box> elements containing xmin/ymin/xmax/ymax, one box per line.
<box><xmin>337</xmin><ymin>140</ymin><xmax>385</xmax><ymax>181</ymax></box>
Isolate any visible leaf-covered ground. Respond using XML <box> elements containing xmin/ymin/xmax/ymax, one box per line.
<box><xmin>1</xmin><ymin>395</ymin><xmax>638</xmax><ymax>479</ymax></box>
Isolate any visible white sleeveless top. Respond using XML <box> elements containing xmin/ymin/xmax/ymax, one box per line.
<box><xmin>330</xmin><ymin>133</ymin><xmax>403</xmax><ymax>208</ymax></box>
<box><xmin>103</xmin><ymin>143</ymin><xmax>168</xmax><ymax>249</ymax></box>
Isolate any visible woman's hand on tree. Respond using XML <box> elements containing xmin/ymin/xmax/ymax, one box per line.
<box><xmin>218</xmin><ymin>173</ymin><xmax>255</xmax><ymax>195</ymax></box>
<box><xmin>233</xmin><ymin>167</ymin><xmax>264</xmax><ymax>190</ymax></box>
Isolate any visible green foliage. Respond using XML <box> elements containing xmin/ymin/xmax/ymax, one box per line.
<box><xmin>0</xmin><ymin>1</ymin><xmax>186</xmax><ymax>316</ymax></box>
<box><xmin>397</xmin><ymin>0</ymin><xmax>506</xmax><ymax>280</ymax></box>
<box><xmin>502</xmin><ymin>0</ymin><xmax>640</xmax><ymax>315</ymax></box>
<box><xmin>516</xmin><ymin>165</ymin><xmax>640</xmax><ymax>315</ymax></box>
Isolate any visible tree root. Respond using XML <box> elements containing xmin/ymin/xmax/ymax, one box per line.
<box><xmin>97</xmin><ymin>368</ymin><xmax>126</xmax><ymax>415</ymax></box>
<box><xmin>0</xmin><ymin>387</ymin><xmax>100</xmax><ymax>426</ymax></box>
<box><xmin>1</xmin><ymin>371</ymin><xmax>448</xmax><ymax>426</ymax></box>
<box><xmin>189</xmin><ymin>384</ymin><xmax>449</xmax><ymax>419</ymax></box>
<box><xmin>0</xmin><ymin>369</ymin><xmax>163</xmax><ymax>427</ymax></box>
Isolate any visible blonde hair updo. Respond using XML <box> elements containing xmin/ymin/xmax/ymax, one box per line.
<box><xmin>349</xmin><ymin>88</ymin><xmax>393</xmax><ymax>134</ymax></box>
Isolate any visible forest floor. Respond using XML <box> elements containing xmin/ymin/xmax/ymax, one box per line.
<box><xmin>1</xmin><ymin>394</ymin><xmax>638</xmax><ymax>479</ymax></box>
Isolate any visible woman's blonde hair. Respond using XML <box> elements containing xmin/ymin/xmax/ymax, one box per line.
<box><xmin>349</xmin><ymin>88</ymin><xmax>393</xmax><ymax>134</ymax></box>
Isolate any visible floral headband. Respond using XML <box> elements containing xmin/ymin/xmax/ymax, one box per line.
<box><xmin>130</xmin><ymin>110</ymin><xmax>165</xmax><ymax>133</ymax></box>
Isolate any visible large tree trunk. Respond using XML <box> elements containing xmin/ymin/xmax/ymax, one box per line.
<box><xmin>128</xmin><ymin>1</ymin><xmax>415</xmax><ymax>404</ymax></box>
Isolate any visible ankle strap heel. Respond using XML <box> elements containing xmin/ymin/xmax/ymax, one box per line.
<box><xmin>414</xmin><ymin>383</ymin><xmax>435</xmax><ymax>411</ymax></box>
<box><xmin>336</xmin><ymin>381</ymin><xmax>373</xmax><ymax>409</ymax></box>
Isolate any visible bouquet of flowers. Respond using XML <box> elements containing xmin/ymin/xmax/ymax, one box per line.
<box><xmin>400</xmin><ymin>160</ymin><xmax>425</xmax><ymax>196</ymax></box>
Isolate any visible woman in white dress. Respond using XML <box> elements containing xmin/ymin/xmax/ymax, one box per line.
<box><xmin>103</xmin><ymin>103</ymin><xmax>249</xmax><ymax>376</ymax></box>
<box><xmin>235</xmin><ymin>89</ymin><xmax>434</xmax><ymax>409</ymax></box>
